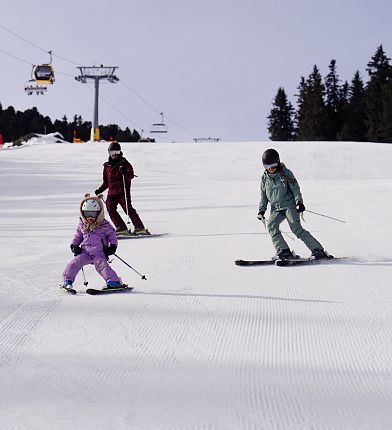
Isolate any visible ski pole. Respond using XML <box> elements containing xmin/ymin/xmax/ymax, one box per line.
<box><xmin>262</xmin><ymin>216</ymin><xmax>294</xmax><ymax>242</ymax></box>
<box><xmin>305</xmin><ymin>209</ymin><xmax>346</xmax><ymax>224</ymax></box>
<box><xmin>114</xmin><ymin>253</ymin><xmax>147</xmax><ymax>280</ymax></box>
<box><xmin>81</xmin><ymin>267</ymin><xmax>88</xmax><ymax>287</ymax></box>
<box><xmin>121</xmin><ymin>169</ymin><xmax>131</xmax><ymax>225</ymax></box>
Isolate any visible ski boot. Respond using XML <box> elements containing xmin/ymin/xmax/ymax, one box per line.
<box><xmin>103</xmin><ymin>280</ymin><xmax>128</xmax><ymax>291</ymax></box>
<box><xmin>272</xmin><ymin>249</ymin><xmax>297</xmax><ymax>261</ymax></box>
<box><xmin>132</xmin><ymin>228</ymin><xmax>151</xmax><ymax>236</ymax></box>
<box><xmin>61</xmin><ymin>279</ymin><xmax>76</xmax><ymax>294</ymax></box>
<box><xmin>116</xmin><ymin>227</ymin><xmax>131</xmax><ymax>237</ymax></box>
<box><xmin>311</xmin><ymin>249</ymin><xmax>333</xmax><ymax>260</ymax></box>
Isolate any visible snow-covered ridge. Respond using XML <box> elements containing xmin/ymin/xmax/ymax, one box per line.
<box><xmin>2</xmin><ymin>132</ymin><xmax>69</xmax><ymax>149</ymax></box>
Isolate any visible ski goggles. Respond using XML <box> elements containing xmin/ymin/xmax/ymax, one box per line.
<box><xmin>263</xmin><ymin>162</ymin><xmax>279</xmax><ymax>169</ymax></box>
<box><xmin>83</xmin><ymin>210</ymin><xmax>100</xmax><ymax>218</ymax></box>
<box><xmin>109</xmin><ymin>150</ymin><xmax>121</xmax><ymax>156</ymax></box>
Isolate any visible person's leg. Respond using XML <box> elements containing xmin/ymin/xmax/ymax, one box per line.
<box><xmin>93</xmin><ymin>255</ymin><xmax>122</xmax><ymax>284</ymax></box>
<box><xmin>267</xmin><ymin>210</ymin><xmax>290</xmax><ymax>252</ymax></box>
<box><xmin>106</xmin><ymin>195</ymin><xmax>127</xmax><ymax>231</ymax></box>
<box><xmin>62</xmin><ymin>253</ymin><xmax>92</xmax><ymax>284</ymax></box>
<box><xmin>118</xmin><ymin>193</ymin><xmax>145</xmax><ymax>230</ymax></box>
<box><xmin>285</xmin><ymin>206</ymin><xmax>323</xmax><ymax>251</ymax></box>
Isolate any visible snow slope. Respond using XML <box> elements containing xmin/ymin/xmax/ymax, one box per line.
<box><xmin>1</xmin><ymin>139</ymin><xmax>392</xmax><ymax>430</ymax></box>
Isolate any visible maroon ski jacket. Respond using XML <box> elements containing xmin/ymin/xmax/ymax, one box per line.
<box><xmin>96</xmin><ymin>157</ymin><xmax>134</xmax><ymax>196</ymax></box>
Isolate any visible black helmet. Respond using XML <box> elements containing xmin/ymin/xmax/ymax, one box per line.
<box><xmin>108</xmin><ymin>141</ymin><xmax>121</xmax><ymax>152</ymax></box>
<box><xmin>262</xmin><ymin>148</ymin><xmax>280</xmax><ymax>169</ymax></box>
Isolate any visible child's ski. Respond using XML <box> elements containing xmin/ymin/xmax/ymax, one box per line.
<box><xmin>86</xmin><ymin>285</ymin><xmax>134</xmax><ymax>295</ymax></box>
<box><xmin>61</xmin><ymin>285</ymin><xmax>77</xmax><ymax>295</ymax></box>
<box><xmin>235</xmin><ymin>259</ymin><xmax>275</xmax><ymax>266</ymax></box>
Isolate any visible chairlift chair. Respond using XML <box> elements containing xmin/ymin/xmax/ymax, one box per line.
<box><xmin>150</xmin><ymin>112</ymin><xmax>168</xmax><ymax>133</ymax></box>
<box><xmin>24</xmin><ymin>80</ymin><xmax>47</xmax><ymax>95</ymax></box>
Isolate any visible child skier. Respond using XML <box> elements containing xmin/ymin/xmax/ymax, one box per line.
<box><xmin>258</xmin><ymin>148</ymin><xmax>331</xmax><ymax>260</ymax></box>
<box><xmin>62</xmin><ymin>193</ymin><xmax>125</xmax><ymax>289</ymax></box>
<box><xmin>95</xmin><ymin>141</ymin><xmax>149</xmax><ymax>237</ymax></box>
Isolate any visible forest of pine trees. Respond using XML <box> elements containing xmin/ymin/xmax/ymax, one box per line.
<box><xmin>268</xmin><ymin>45</ymin><xmax>392</xmax><ymax>143</ymax></box>
<box><xmin>0</xmin><ymin>105</ymin><xmax>141</xmax><ymax>143</ymax></box>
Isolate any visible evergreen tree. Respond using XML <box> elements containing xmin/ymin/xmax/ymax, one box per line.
<box><xmin>0</xmin><ymin>106</ymin><xmax>16</xmax><ymax>141</ymax></box>
<box><xmin>293</xmin><ymin>76</ymin><xmax>306</xmax><ymax>140</ymax></box>
<box><xmin>132</xmin><ymin>129</ymin><xmax>141</xmax><ymax>142</ymax></box>
<box><xmin>296</xmin><ymin>65</ymin><xmax>327</xmax><ymax>140</ymax></box>
<box><xmin>324</xmin><ymin>59</ymin><xmax>341</xmax><ymax>140</ymax></box>
<box><xmin>378</xmin><ymin>79</ymin><xmax>392</xmax><ymax>142</ymax></box>
<box><xmin>267</xmin><ymin>87</ymin><xmax>295</xmax><ymax>140</ymax></box>
<box><xmin>340</xmin><ymin>71</ymin><xmax>367</xmax><ymax>141</ymax></box>
<box><xmin>365</xmin><ymin>45</ymin><xmax>392</xmax><ymax>141</ymax></box>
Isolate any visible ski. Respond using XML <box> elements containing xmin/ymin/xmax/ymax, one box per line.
<box><xmin>86</xmin><ymin>285</ymin><xmax>134</xmax><ymax>295</ymax></box>
<box><xmin>61</xmin><ymin>285</ymin><xmax>77</xmax><ymax>295</ymax></box>
<box><xmin>117</xmin><ymin>233</ymin><xmax>168</xmax><ymax>240</ymax></box>
<box><xmin>275</xmin><ymin>256</ymin><xmax>345</xmax><ymax>267</ymax></box>
<box><xmin>235</xmin><ymin>259</ymin><xmax>275</xmax><ymax>266</ymax></box>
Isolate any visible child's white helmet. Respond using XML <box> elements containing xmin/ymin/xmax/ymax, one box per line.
<box><xmin>81</xmin><ymin>199</ymin><xmax>101</xmax><ymax>218</ymax></box>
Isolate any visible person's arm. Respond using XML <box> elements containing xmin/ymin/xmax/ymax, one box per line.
<box><xmin>103</xmin><ymin>224</ymin><xmax>118</xmax><ymax>258</ymax></box>
<box><xmin>95</xmin><ymin>167</ymin><xmax>109</xmax><ymax>195</ymax></box>
<box><xmin>120</xmin><ymin>160</ymin><xmax>134</xmax><ymax>182</ymax></box>
<box><xmin>286</xmin><ymin>169</ymin><xmax>303</xmax><ymax>205</ymax></box>
<box><xmin>258</xmin><ymin>175</ymin><xmax>268</xmax><ymax>215</ymax></box>
<box><xmin>70</xmin><ymin>224</ymin><xmax>83</xmax><ymax>255</ymax></box>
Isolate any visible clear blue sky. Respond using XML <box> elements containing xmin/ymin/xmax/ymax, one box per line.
<box><xmin>1</xmin><ymin>0</ymin><xmax>392</xmax><ymax>141</ymax></box>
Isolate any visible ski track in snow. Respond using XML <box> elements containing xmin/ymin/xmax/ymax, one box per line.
<box><xmin>1</xmin><ymin>141</ymin><xmax>392</xmax><ymax>429</ymax></box>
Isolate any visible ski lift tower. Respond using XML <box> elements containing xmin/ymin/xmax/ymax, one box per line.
<box><xmin>75</xmin><ymin>65</ymin><xmax>119</xmax><ymax>141</ymax></box>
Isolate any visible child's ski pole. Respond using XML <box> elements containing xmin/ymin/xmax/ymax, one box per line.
<box><xmin>114</xmin><ymin>253</ymin><xmax>147</xmax><ymax>280</ymax></box>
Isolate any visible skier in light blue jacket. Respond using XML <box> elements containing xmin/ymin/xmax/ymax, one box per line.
<box><xmin>258</xmin><ymin>149</ymin><xmax>330</xmax><ymax>260</ymax></box>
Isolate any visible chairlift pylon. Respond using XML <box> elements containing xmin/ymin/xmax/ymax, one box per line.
<box><xmin>150</xmin><ymin>112</ymin><xmax>168</xmax><ymax>133</ymax></box>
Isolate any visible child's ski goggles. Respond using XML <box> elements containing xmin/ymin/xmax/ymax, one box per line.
<box><xmin>83</xmin><ymin>210</ymin><xmax>99</xmax><ymax>218</ymax></box>
<box><xmin>109</xmin><ymin>150</ymin><xmax>121</xmax><ymax>156</ymax></box>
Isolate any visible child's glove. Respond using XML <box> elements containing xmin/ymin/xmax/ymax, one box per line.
<box><xmin>296</xmin><ymin>202</ymin><xmax>305</xmax><ymax>213</ymax></box>
<box><xmin>257</xmin><ymin>211</ymin><xmax>265</xmax><ymax>220</ymax></box>
<box><xmin>104</xmin><ymin>245</ymin><xmax>117</xmax><ymax>258</ymax></box>
<box><xmin>70</xmin><ymin>245</ymin><xmax>82</xmax><ymax>256</ymax></box>
<box><xmin>94</xmin><ymin>189</ymin><xmax>100</xmax><ymax>195</ymax></box>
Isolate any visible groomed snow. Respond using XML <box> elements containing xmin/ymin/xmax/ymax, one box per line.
<box><xmin>1</xmin><ymin>138</ymin><xmax>392</xmax><ymax>429</ymax></box>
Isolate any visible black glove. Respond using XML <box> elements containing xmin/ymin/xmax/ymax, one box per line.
<box><xmin>257</xmin><ymin>210</ymin><xmax>265</xmax><ymax>220</ymax></box>
<box><xmin>94</xmin><ymin>189</ymin><xmax>100</xmax><ymax>196</ymax></box>
<box><xmin>296</xmin><ymin>202</ymin><xmax>305</xmax><ymax>213</ymax></box>
<box><xmin>104</xmin><ymin>244</ymin><xmax>117</xmax><ymax>258</ymax></box>
<box><xmin>70</xmin><ymin>244</ymin><xmax>82</xmax><ymax>256</ymax></box>
<box><xmin>119</xmin><ymin>166</ymin><xmax>125</xmax><ymax>176</ymax></box>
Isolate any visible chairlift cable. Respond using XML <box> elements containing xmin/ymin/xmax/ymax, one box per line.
<box><xmin>0</xmin><ymin>23</ymin><xmax>204</xmax><ymax>138</ymax></box>
<box><xmin>120</xmin><ymin>79</ymin><xmax>202</xmax><ymax>138</ymax></box>
<box><xmin>0</xmin><ymin>23</ymin><xmax>48</xmax><ymax>54</ymax></box>
<box><xmin>83</xmin><ymin>84</ymin><xmax>145</xmax><ymax>130</ymax></box>
<box><xmin>0</xmin><ymin>47</ymin><xmax>33</xmax><ymax>66</ymax></box>
<box><xmin>0</xmin><ymin>23</ymin><xmax>82</xmax><ymax>66</ymax></box>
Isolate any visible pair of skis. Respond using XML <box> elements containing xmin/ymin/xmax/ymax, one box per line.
<box><xmin>61</xmin><ymin>284</ymin><xmax>133</xmax><ymax>295</ymax></box>
<box><xmin>235</xmin><ymin>256</ymin><xmax>343</xmax><ymax>267</ymax></box>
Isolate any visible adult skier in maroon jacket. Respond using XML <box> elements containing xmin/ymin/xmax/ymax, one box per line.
<box><xmin>95</xmin><ymin>142</ymin><xmax>149</xmax><ymax>236</ymax></box>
